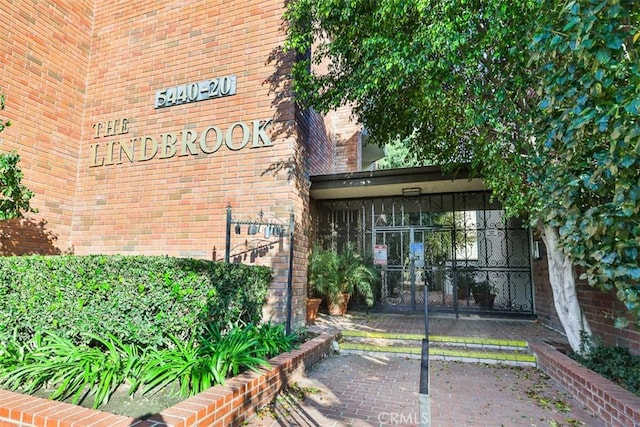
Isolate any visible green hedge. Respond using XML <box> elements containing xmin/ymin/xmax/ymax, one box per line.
<box><xmin>0</xmin><ymin>255</ymin><xmax>271</xmax><ymax>348</ymax></box>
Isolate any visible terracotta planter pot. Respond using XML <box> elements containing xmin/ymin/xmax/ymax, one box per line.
<box><xmin>456</xmin><ymin>287</ymin><xmax>469</xmax><ymax>300</ymax></box>
<box><xmin>328</xmin><ymin>292</ymin><xmax>351</xmax><ymax>316</ymax></box>
<box><xmin>306</xmin><ymin>297</ymin><xmax>322</xmax><ymax>325</ymax></box>
<box><xmin>473</xmin><ymin>293</ymin><xmax>496</xmax><ymax>309</ymax></box>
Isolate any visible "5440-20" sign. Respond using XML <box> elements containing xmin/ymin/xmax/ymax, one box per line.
<box><xmin>155</xmin><ymin>75</ymin><xmax>237</xmax><ymax>109</ymax></box>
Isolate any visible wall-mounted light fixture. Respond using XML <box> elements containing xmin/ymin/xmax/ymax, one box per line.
<box><xmin>402</xmin><ymin>187</ymin><xmax>421</xmax><ymax>197</ymax></box>
<box><xmin>532</xmin><ymin>240</ymin><xmax>544</xmax><ymax>260</ymax></box>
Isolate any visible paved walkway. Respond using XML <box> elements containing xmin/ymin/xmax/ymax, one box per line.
<box><xmin>246</xmin><ymin>312</ymin><xmax>603</xmax><ymax>427</ymax></box>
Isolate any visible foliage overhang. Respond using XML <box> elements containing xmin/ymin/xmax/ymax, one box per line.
<box><xmin>284</xmin><ymin>0</ymin><xmax>640</xmax><ymax>325</ymax></box>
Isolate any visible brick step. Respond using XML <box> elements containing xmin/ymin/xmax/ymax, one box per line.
<box><xmin>339</xmin><ymin>330</ymin><xmax>536</xmax><ymax>366</ymax></box>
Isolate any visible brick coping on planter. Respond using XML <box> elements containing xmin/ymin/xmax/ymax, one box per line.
<box><xmin>0</xmin><ymin>332</ymin><xmax>336</xmax><ymax>427</ymax></box>
<box><xmin>531</xmin><ymin>342</ymin><xmax>640</xmax><ymax>427</ymax></box>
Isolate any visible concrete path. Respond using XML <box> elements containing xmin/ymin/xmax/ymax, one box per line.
<box><xmin>246</xmin><ymin>313</ymin><xmax>603</xmax><ymax>427</ymax></box>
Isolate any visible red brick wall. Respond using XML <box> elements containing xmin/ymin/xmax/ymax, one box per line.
<box><xmin>0</xmin><ymin>0</ymin><xmax>93</xmax><ymax>254</ymax></box>
<box><xmin>301</xmin><ymin>107</ymin><xmax>334</xmax><ymax>176</ymax></box>
<box><xmin>329</xmin><ymin>105</ymin><xmax>361</xmax><ymax>173</ymax></box>
<box><xmin>306</xmin><ymin>45</ymin><xmax>363</xmax><ymax>175</ymax></box>
<box><xmin>301</xmin><ymin>105</ymin><xmax>363</xmax><ymax>176</ymax></box>
<box><xmin>533</xmin><ymin>258</ymin><xmax>640</xmax><ymax>355</ymax></box>
<box><xmin>532</xmin><ymin>342</ymin><xmax>640</xmax><ymax>427</ymax></box>
<box><xmin>532</xmin><ymin>258</ymin><xmax>561</xmax><ymax>331</ymax></box>
<box><xmin>0</xmin><ymin>0</ymin><xmax>312</xmax><ymax>325</ymax></box>
<box><xmin>77</xmin><ymin>0</ymin><xmax>296</xmax><ymax>253</ymax></box>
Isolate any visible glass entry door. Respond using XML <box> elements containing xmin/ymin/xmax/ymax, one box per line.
<box><xmin>377</xmin><ymin>227</ymin><xmax>456</xmax><ymax>311</ymax></box>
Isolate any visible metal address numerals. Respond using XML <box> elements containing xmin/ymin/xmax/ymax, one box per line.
<box><xmin>155</xmin><ymin>75</ymin><xmax>237</xmax><ymax>108</ymax></box>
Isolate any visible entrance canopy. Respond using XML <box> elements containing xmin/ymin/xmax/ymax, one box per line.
<box><xmin>310</xmin><ymin>166</ymin><xmax>485</xmax><ymax>200</ymax></box>
<box><xmin>309</xmin><ymin>167</ymin><xmax>534</xmax><ymax>316</ymax></box>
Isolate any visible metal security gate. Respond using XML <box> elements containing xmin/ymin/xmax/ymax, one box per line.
<box><xmin>314</xmin><ymin>192</ymin><xmax>534</xmax><ymax>316</ymax></box>
<box><xmin>376</xmin><ymin>227</ymin><xmax>457</xmax><ymax>311</ymax></box>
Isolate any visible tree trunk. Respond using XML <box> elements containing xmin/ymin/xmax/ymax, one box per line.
<box><xmin>539</xmin><ymin>223</ymin><xmax>592</xmax><ymax>353</ymax></box>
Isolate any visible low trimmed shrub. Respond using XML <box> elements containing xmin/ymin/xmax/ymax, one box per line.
<box><xmin>0</xmin><ymin>255</ymin><xmax>271</xmax><ymax>348</ymax></box>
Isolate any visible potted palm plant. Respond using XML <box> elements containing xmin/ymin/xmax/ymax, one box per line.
<box><xmin>307</xmin><ymin>243</ymin><xmax>375</xmax><ymax>316</ymax></box>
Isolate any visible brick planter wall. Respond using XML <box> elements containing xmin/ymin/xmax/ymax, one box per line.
<box><xmin>0</xmin><ymin>333</ymin><xmax>335</xmax><ymax>427</ymax></box>
<box><xmin>531</xmin><ymin>342</ymin><xmax>640</xmax><ymax>427</ymax></box>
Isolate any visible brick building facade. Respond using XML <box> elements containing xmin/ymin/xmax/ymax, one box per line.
<box><xmin>0</xmin><ymin>0</ymin><xmax>366</xmax><ymax>326</ymax></box>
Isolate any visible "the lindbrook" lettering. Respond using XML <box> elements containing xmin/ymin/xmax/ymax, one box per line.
<box><xmin>89</xmin><ymin>118</ymin><xmax>273</xmax><ymax>167</ymax></box>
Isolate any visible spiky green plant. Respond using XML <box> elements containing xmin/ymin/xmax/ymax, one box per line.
<box><xmin>142</xmin><ymin>325</ymin><xmax>271</xmax><ymax>397</ymax></box>
<box><xmin>0</xmin><ymin>332</ymin><xmax>146</xmax><ymax>408</ymax></box>
<box><xmin>0</xmin><ymin>323</ymin><xmax>295</xmax><ymax>406</ymax></box>
<box><xmin>308</xmin><ymin>244</ymin><xmax>376</xmax><ymax>306</ymax></box>
<box><xmin>251</xmin><ymin>322</ymin><xmax>298</xmax><ymax>359</ymax></box>
<box><xmin>141</xmin><ymin>334</ymin><xmax>209</xmax><ymax>397</ymax></box>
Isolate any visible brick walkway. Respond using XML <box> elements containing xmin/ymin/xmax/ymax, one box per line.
<box><xmin>246</xmin><ymin>312</ymin><xmax>603</xmax><ymax>427</ymax></box>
